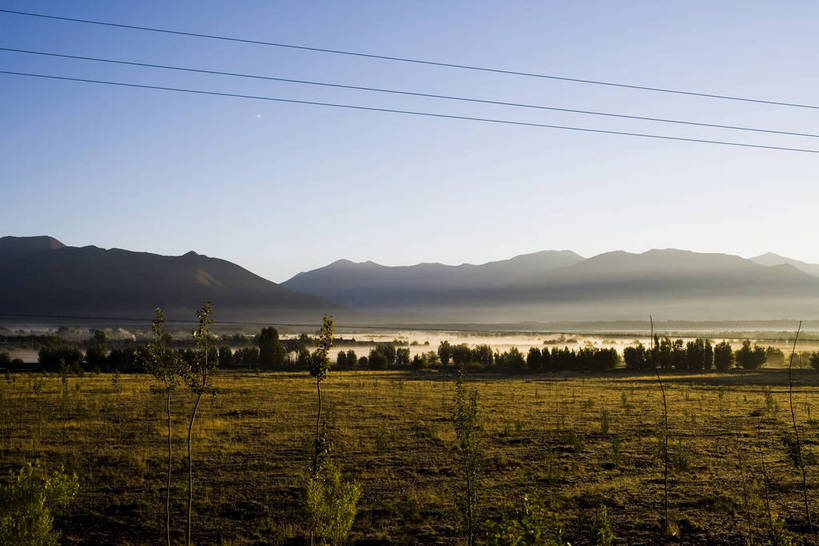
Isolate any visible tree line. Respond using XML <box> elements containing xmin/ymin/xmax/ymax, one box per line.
<box><xmin>21</xmin><ymin>330</ymin><xmax>819</xmax><ymax>375</ymax></box>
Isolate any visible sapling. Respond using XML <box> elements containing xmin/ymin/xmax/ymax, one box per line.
<box><xmin>185</xmin><ymin>301</ymin><xmax>216</xmax><ymax>546</ymax></box>
<box><xmin>138</xmin><ymin>307</ymin><xmax>189</xmax><ymax>546</ymax></box>
<box><xmin>453</xmin><ymin>367</ymin><xmax>481</xmax><ymax>545</ymax></box>
<box><xmin>650</xmin><ymin>316</ymin><xmax>671</xmax><ymax>534</ymax></box>
<box><xmin>304</xmin><ymin>316</ymin><xmax>361</xmax><ymax>544</ymax></box>
<box><xmin>786</xmin><ymin>321</ymin><xmax>812</xmax><ymax>528</ymax></box>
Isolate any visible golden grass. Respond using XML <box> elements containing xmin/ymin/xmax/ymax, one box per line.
<box><xmin>1</xmin><ymin>369</ymin><xmax>818</xmax><ymax>544</ymax></box>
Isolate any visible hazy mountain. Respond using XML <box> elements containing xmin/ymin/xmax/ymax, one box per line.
<box><xmin>285</xmin><ymin>249</ymin><xmax>819</xmax><ymax>321</ymax></box>
<box><xmin>0</xmin><ymin>236</ymin><xmax>342</xmax><ymax>322</ymax></box>
<box><xmin>751</xmin><ymin>252</ymin><xmax>819</xmax><ymax>277</ymax></box>
<box><xmin>283</xmin><ymin>250</ymin><xmax>584</xmax><ymax>307</ymax></box>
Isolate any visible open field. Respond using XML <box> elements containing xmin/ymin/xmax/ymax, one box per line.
<box><xmin>2</xmin><ymin>369</ymin><xmax>819</xmax><ymax>544</ymax></box>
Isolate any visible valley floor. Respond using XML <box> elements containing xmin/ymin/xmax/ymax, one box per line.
<box><xmin>2</xmin><ymin>369</ymin><xmax>819</xmax><ymax>544</ymax></box>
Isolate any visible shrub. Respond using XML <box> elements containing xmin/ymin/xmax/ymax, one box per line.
<box><xmin>600</xmin><ymin>409</ymin><xmax>610</xmax><ymax>435</ymax></box>
<box><xmin>305</xmin><ymin>461</ymin><xmax>361</xmax><ymax>544</ymax></box>
<box><xmin>0</xmin><ymin>462</ymin><xmax>79</xmax><ymax>546</ymax></box>
<box><xmin>589</xmin><ymin>505</ymin><xmax>615</xmax><ymax>546</ymax></box>
<box><xmin>485</xmin><ymin>494</ymin><xmax>565</xmax><ymax>545</ymax></box>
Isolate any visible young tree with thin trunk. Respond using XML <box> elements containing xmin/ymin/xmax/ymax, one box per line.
<box><xmin>650</xmin><ymin>316</ymin><xmax>671</xmax><ymax>535</ymax></box>
<box><xmin>138</xmin><ymin>307</ymin><xmax>189</xmax><ymax>546</ymax></box>
<box><xmin>453</xmin><ymin>366</ymin><xmax>481</xmax><ymax>546</ymax></box>
<box><xmin>787</xmin><ymin>321</ymin><xmax>812</xmax><ymax>529</ymax></box>
<box><xmin>308</xmin><ymin>316</ymin><xmax>335</xmax><ymax>473</ymax></box>
<box><xmin>185</xmin><ymin>302</ymin><xmax>216</xmax><ymax>546</ymax></box>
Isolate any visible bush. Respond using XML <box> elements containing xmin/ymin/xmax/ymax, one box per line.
<box><xmin>589</xmin><ymin>505</ymin><xmax>615</xmax><ymax>546</ymax></box>
<box><xmin>305</xmin><ymin>461</ymin><xmax>361</xmax><ymax>544</ymax></box>
<box><xmin>485</xmin><ymin>494</ymin><xmax>565</xmax><ymax>545</ymax></box>
<box><xmin>0</xmin><ymin>462</ymin><xmax>79</xmax><ymax>546</ymax></box>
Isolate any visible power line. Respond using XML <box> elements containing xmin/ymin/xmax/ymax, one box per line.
<box><xmin>2</xmin><ymin>7</ymin><xmax>818</xmax><ymax>111</ymax></box>
<box><xmin>4</xmin><ymin>46</ymin><xmax>818</xmax><ymax>140</ymax></box>
<box><xmin>3</xmin><ymin>69</ymin><xmax>818</xmax><ymax>154</ymax></box>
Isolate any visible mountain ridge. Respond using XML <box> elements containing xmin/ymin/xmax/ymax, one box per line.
<box><xmin>0</xmin><ymin>235</ymin><xmax>343</xmax><ymax>322</ymax></box>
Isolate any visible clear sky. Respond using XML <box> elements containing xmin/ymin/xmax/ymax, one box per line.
<box><xmin>2</xmin><ymin>1</ymin><xmax>818</xmax><ymax>282</ymax></box>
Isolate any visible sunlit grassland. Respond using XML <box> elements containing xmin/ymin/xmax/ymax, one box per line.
<box><xmin>1</xmin><ymin>369</ymin><xmax>818</xmax><ymax>544</ymax></box>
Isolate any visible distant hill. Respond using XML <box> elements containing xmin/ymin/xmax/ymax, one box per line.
<box><xmin>283</xmin><ymin>250</ymin><xmax>584</xmax><ymax>307</ymax></box>
<box><xmin>751</xmin><ymin>252</ymin><xmax>819</xmax><ymax>277</ymax></box>
<box><xmin>0</xmin><ymin>236</ymin><xmax>343</xmax><ymax>322</ymax></box>
<box><xmin>285</xmin><ymin>249</ymin><xmax>819</xmax><ymax>321</ymax></box>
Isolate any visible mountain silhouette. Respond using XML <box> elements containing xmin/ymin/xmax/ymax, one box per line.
<box><xmin>0</xmin><ymin>236</ymin><xmax>342</xmax><ymax>322</ymax></box>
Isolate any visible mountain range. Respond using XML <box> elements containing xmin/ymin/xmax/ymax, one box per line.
<box><xmin>4</xmin><ymin>235</ymin><xmax>819</xmax><ymax>323</ymax></box>
<box><xmin>284</xmin><ymin>249</ymin><xmax>819</xmax><ymax>321</ymax></box>
<box><xmin>0</xmin><ymin>236</ymin><xmax>341</xmax><ymax>322</ymax></box>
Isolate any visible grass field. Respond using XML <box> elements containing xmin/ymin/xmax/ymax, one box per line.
<box><xmin>2</xmin><ymin>368</ymin><xmax>819</xmax><ymax>544</ymax></box>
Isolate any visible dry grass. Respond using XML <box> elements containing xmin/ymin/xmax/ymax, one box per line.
<box><xmin>1</xmin><ymin>369</ymin><xmax>818</xmax><ymax>544</ymax></box>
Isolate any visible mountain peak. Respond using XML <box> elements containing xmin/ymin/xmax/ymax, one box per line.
<box><xmin>0</xmin><ymin>235</ymin><xmax>65</xmax><ymax>252</ymax></box>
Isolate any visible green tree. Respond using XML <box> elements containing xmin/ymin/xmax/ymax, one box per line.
<box><xmin>714</xmin><ymin>341</ymin><xmax>734</xmax><ymax>372</ymax></box>
<box><xmin>395</xmin><ymin>347</ymin><xmax>411</xmax><ymax>367</ymax></box>
<box><xmin>309</xmin><ymin>316</ymin><xmax>335</xmax><ymax>471</ymax></box>
<box><xmin>438</xmin><ymin>340</ymin><xmax>453</xmax><ymax>366</ymax></box>
<box><xmin>623</xmin><ymin>343</ymin><xmax>647</xmax><ymax>371</ymax></box>
<box><xmin>137</xmin><ymin>307</ymin><xmax>189</xmax><ymax>546</ymax></box>
<box><xmin>526</xmin><ymin>347</ymin><xmax>543</xmax><ymax>372</ymax></box>
<box><xmin>185</xmin><ymin>302</ymin><xmax>216</xmax><ymax>546</ymax></box>
<box><xmin>258</xmin><ymin>327</ymin><xmax>286</xmax><ymax>368</ymax></box>
<box><xmin>0</xmin><ymin>462</ymin><xmax>78</xmax><ymax>546</ymax></box>
<box><xmin>736</xmin><ymin>340</ymin><xmax>767</xmax><ymax>370</ymax></box>
<box><xmin>453</xmin><ymin>368</ymin><xmax>481</xmax><ymax>545</ymax></box>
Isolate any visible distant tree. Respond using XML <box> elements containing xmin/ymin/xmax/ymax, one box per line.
<box><xmin>671</xmin><ymin>339</ymin><xmax>686</xmax><ymax>370</ymax></box>
<box><xmin>438</xmin><ymin>340</ymin><xmax>453</xmax><ymax>366</ymax></box>
<box><xmin>735</xmin><ymin>340</ymin><xmax>766</xmax><ymax>370</ymax></box>
<box><xmin>368</xmin><ymin>351</ymin><xmax>388</xmax><ymax>370</ymax></box>
<box><xmin>810</xmin><ymin>352</ymin><xmax>819</xmax><ymax>371</ymax></box>
<box><xmin>703</xmin><ymin>339</ymin><xmax>714</xmax><ymax>371</ymax></box>
<box><xmin>684</xmin><ymin>339</ymin><xmax>712</xmax><ymax>372</ymax></box>
<box><xmin>765</xmin><ymin>347</ymin><xmax>786</xmax><ymax>367</ymax></box>
<box><xmin>624</xmin><ymin>343</ymin><xmax>647</xmax><ymax>371</ymax></box>
<box><xmin>346</xmin><ymin>350</ymin><xmax>357</xmax><ymax>367</ymax></box>
<box><xmin>217</xmin><ymin>346</ymin><xmax>233</xmax><ymax>369</ymax></box>
<box><xmin>38</xmin><ymin>346</ymin><xmax>83</xmax><ymax>368</ymax></box>
<box><xmin>452</xmin><ymin>344</ymin><xmax>473</xmax><ymax>367</ymax></box>
<box><xmin>713</xmin><ymin>341</ymin><xmax>734</xmax><ymax>372</ymax></box>
<box><xmin>357</xmin><ymin>356</ymin><xmax>368</xmax><ymax>368</ymax></box>
<box><xmin>85</xmin><ymin>344</ymin><xmax>107</xmax><ymax>367</ymax></box>
<box><xmin>472</xmin><ymin>345</ymin><xmax>494</xmax><ymax>368</ymax></box>
<box><xmin>258</xmin><ymin>327</ymin><xmax>286</xmax><ymax>369</ymax></box>
<box><xmin>336</xmin><ymin>351</ymin><xmax>347</xmax><ymax>368</ymax></box>
<box><xmin>526</xmin><ymin>347</ymin><xmax>542</xmax><ymax>372</ymax></box>
<box><xmin>395</xmin><ymin>348</ymin><xmax>411</xmax><ymax>368</ymax></box>
<box><xmin>0</xmin><ymin>352</ymin><xmax>9</xmax><ymax>365</ymax></box>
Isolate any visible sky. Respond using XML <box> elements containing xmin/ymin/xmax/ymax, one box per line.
<box><xmin>2</xmin><ymin>1</ymin><xmax>818</xmax><ymax>282</ymax></box>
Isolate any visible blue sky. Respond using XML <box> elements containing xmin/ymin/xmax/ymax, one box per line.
<box><xmin>2</xmin><ymin>1</ymin><xmax>818</xmax><ymax>282</ymax></box>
